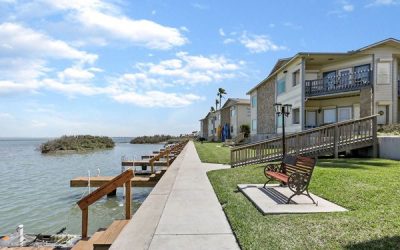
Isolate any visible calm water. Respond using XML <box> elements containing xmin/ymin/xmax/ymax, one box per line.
<box><xmin>0</xmin><ymin>138</ymin><xmax>161</xmax><ymax>235</ymax></box>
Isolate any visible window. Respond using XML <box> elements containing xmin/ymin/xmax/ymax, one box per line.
<box><xmin>252</xmin><ymin>119</ymin><xmax>257</xmax><ymax>131</ymax></box>
<box><xmin>323</xmin><ymin>109</ymin><xmax>336</xmax><ymax>124</ymax></box>
<box><xmin>277</xmin><ymin>78</ymin><xmax>286</xmax><ymax>95</ymax></box>
<box><xmin>338</xmin><ymin>107</ymin><xmax>352</xmax><ymax>122</ymax></box>
<box><xmin>251</xmin><ymin>96</ymin><xmax>257</xmax><ymax>107</ymax></box>
<box><xmin>292</xmin><ymin>70</ymin><xmax>300</xmax><ymax>86</ymax></box>
<box><xmin>292</xmin><ymin>108</ymin><xmax>300</xmax><ymax>124</ymax></box>
<box><xmin>277</xmin><ymin>114</ymin><xmax>282</xmax><ymax>127</ymax></box>
<box><xmin>230</xmin><ymin>126</ymin><xmax>233</xmax><ymax>133</ymax></box>
<box><xmin>306</xmin><ymin>111</ymin><xmax>317</xmax><ymax>128</ymax></box>
<box><xmin>230</xmin><ymin>107</ymin><xmax>235</xmax><ymax>117</ymax></box>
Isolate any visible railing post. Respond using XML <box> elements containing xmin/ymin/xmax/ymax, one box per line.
<box><xmin>166</xmin><ymin>150</ymin><xmax>170</xmax><ymax>167</ymax></box>
<box><xmin>82</xmin><ymin>207</ymin><xmax>88</xmax><ymax>239</ymax></box>
<box><xmin>125</xmin><ymin>179</ymin><xmax>131</xmax><ymax>219</ymax></box>
<box><xmin>295</xmin><ymin>134</ymin><xmax>299</xmax><ymax>155</ymax></box>
<box><xmin>334</xmin><ymin>125</ymin><xmax>339</xmax><ymax>158</ymax></box>
<box><xmin>372</xmin><ymin>116</ymin><xmax>378</xmax><ymax>158</ymax></box>
<box><xmin>150</xmin><ymin>160</ymin><xmax>154</xmax><ymax>174</ymax></box>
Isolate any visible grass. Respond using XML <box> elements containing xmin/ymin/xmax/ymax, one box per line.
<box><xmin>194</xmin><ymin>142</ymin><xmax>400</xmax><ymax>249</ymax></box>
<box><xmin>194</xmin><ymin>141</ymin><xmax>231</xmax><ymax>164</ymax></box>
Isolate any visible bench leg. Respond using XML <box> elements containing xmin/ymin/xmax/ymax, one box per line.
<box><xmin>305</xmin><ymin>189</ymin><xmax>317</xmax><ymax>205</ymax></box>
<box><xmin>286</xmin><ymin>189</ymin><xmax>317</xmax><ymax>205</ymax></box>
<box><xmin>263</xmin><ymin>178</ymin><xmax>272</xmax><ymax>188</ymax></box>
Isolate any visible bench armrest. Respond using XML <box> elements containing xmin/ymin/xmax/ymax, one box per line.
<box><xmin>287</xmin><ymin>172</ymin><xmax>308</xmax><ymax>194</ymax></box>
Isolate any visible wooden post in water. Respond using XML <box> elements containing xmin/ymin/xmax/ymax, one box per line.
<box><xmin>82</xmin><ymin>207</ymin><xmax>88</xmax><ymax>239</ymax></box>
<box><xmin>125</xmin><ymin>179</ymin><xmax>131</xmax><ymax>219</ymax></box>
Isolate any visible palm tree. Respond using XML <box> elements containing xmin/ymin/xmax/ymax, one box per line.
<box><xmin>210</xmin><ymin>106</ymin><xmax>215</xmax><ymax>112</ymax></box>
<box><xmin>217</xmin><ymin>88</ymin><xmax>227</xmax><ymax>109</ymax></box>
<box><xmin>215</xmin><ymin>99</ymin><xmax>220</xmax><ymax>111</ymax></box>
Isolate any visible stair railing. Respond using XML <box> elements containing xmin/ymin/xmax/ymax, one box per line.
<box><xmin>231</xmin><ymin>115</ymin><xmax>378</xmax><ymax>167</ymax></box>
<box><xmin>77</xmin><ymin>169</ymin><xmax>133</xmax><ymax>239</ymax></box>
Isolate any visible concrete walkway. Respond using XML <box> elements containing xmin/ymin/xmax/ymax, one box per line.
<box><xmin>111</xmin><ymin>141</ymin><xmax>240</xmax><ymax>250</ymax></box>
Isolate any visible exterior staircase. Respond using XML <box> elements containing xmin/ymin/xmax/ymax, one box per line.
<box><xmin>231</xmin><ymin>115</ymin><xmax>378</xmax><ymax>167</ymax></box>
<box><xmin>72</xmin><ymin>220</ymin><xmax>129</xmax><ymax>250</ymax></box>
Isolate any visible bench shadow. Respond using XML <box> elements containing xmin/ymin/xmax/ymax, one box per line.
<box><xmin>316</xmin><ymin>159</ymin><xmax>393</xmax><ymax>170</ymax></box>
<box><xmin>258</xmin><ymin>187</ymin><xmax>296</xmax><ymax>204</ymax></box>
<box><xmin>344</xmin><ymin>236</ymin><xmax>400</xmax><ymax>250</ymax></box>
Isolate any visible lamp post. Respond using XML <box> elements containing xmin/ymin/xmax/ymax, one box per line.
<box><xmin>274</xmin><ymin>103</ymin><xmax>292</xmax><ymax>157</ymax></box>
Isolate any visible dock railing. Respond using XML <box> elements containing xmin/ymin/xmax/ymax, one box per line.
<box><xmin>149</xmin><ymin>140</ymin><xmax>188</xmax><ymax>173</ymax></box>
<box><xmin>77</xmin><ymin>169</ymin><xmax>134</xmax><ymax>239</ymax></box>
<box><xmin>231</xmin><ymin>115</ymin><xmax>378</xmax><ymax>167</ymax></box>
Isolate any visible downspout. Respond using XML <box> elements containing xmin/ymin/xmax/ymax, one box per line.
<box><xmin>300</xmin><ymin>57</ymin><xmax>306</xmax><ymax>131</ymax></box>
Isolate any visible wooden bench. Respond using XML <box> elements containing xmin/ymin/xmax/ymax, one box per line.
<box><xmin>263</xmin><ymin>155</ymin><xmax>317</xmax><ymax>204</ymax></box>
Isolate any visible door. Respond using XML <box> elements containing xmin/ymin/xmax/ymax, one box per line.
<box><xmin>377</xmin><ymin>105</ymin><xmax>388</xmax><ymax>125</ymax></box>
<box><xmin>306</xmin><ymin>111</ymin><xmax>317</xmax><ymax>128</ymax></box>
<box><xmin>338</xmin><ymin>68</ymin><xmax>352</xmax><ymax>87</ymax></box>
<box><xmin>338</xmin><ymin>107</ymin><xmax>352</xmax><ymax>122</ymax></box>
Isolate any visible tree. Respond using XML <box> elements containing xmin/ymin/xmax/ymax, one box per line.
<box><xmin>217</xmin><ymin>88</ymin><xmax>227</xmax><ymax>109</ymax></box>
<box><xmin>210</xmin><ymin>106</ymin><xmax>215</xmax><ymax>112</ymax></box>
<box><xmin>215</xmin><ymin>98</ymin><xmax>220</xmax><ymax>110</ymax></box>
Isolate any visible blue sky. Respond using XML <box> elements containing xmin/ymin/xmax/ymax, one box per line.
<box><xmin>0</xmin><ymin>0</ymin><xmax>398</xmax><ymax>137</ymax></box>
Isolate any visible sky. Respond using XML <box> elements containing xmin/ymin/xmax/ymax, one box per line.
<box><xmin>0</xmin><ymin>0</ymin><xmax>398</xmax><ymax>137</ymax></box>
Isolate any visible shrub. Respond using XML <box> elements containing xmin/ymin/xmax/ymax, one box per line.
<box><xmin>377</xmin><ymin>123</ymin><xmax>400</xmax><ymax>135</ymax></box>
<box><xmin>40</xmin><ymin>135</ymin><xmax>115</xmax><ymax>153</ymax></box>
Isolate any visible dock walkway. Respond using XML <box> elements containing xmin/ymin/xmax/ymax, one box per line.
<box><xmin>110</xmin><ymin>141</ymin><xmax>239</xmax><ymax>250</ymax></box>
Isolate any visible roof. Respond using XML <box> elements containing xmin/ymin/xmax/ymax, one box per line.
<box><xmin>199</xmin><ymin>112</ymin><xmax>211</xmax><ymax>121</ymax></box>
<box><xmin>220</xmin><ymin>98</ymin><xmax>250</xmax><ymax>110</ymax></box>
<box><xmin>246</xmin><ymin>38</ymin><xmax>400</xmax><ymax>95</ymax></box>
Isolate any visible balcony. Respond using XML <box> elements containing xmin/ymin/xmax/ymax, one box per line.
<box><xmin>305</xmin><ymin>69</ymin><xmax>372</xmax><ymax>97</ymax></box>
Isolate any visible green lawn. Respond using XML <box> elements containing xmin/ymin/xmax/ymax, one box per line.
<box><xmin>194</xmin><ymin>141</ymin><xmax>230</xmax><ymax>164</ymax></box>
<box><xmin>194</xmin><ymin>143</ymin><xmax>400</xmax><ymax>249</ymax></box>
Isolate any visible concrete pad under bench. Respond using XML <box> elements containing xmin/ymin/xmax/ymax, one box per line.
<box><xmin>238</xmin><ymin>184</ymin><xmax>347</xmax><ymax>215</ymax></box>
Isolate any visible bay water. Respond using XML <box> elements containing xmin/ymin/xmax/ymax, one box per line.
<box><xmin>0</xmin><ymin>138</ymin><xmax>161</xmax><ymax>236</ymax></box>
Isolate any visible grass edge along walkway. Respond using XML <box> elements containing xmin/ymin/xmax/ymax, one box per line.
<box><xmin>194</xmin><ymin>142</ymin><xmax>230</xmax><ymax>164</ymax></box>
<box><xmin>194</xmin><ymin>142</ymin><xmax>400</xmax><ymax>249</ymax></box>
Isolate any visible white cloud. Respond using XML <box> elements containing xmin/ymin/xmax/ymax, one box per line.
<box><xmin>282</xmin><ymin>22</ymin><xmax>303</xmax><ymax>30</ymax></box>
<box><xmin>42</xmin><ymin>0</ymin><xmax>187</xmax><ymax>50</ymax></box>
<box><xmin>58</xmin><ymin>66</ymin><xmax>99</xmax><ymax>81</ymax></box>
<box><xmin>134</xmin><ymin>52</ymin><xmax>241</xmax><ymax>85</ymax></box>
<box><xmin>219</xmin><ymin>28</ymin><xmax>225</xmax><ymax>37</ymax></box>
<box><xmin>366</xmin><ymin>0</ymin><xmax>398</xmax><ymax>6</ymax></box>
<box><xmin>223</xmin><ymin>38</ymin><xmax>235</xmax><ymax>44</ymax></box>
<box><xmin>239</xmin><ymin>32</ymin><xmax>286</xmax><ymax>53</ymax></box>
<box><xmin>0</xmin><ymin>23</ymin><xmax>97</xmax><ymax>63</ymax></box>
<box><xmin>112</xmin><ymin>91</ymin><xmax>202</xmax><ymax>108</ymax></box>
<box><xmin>192</xmin><ymin>3</ymin><xmax>208</xmax><ymax>10</ymax></box>
<box><xmin>0</xmin><ymin>112</ymin><xmax>13</xmax><ymax>119</ymax></box>
<box><xmin>343</xmin><ymin>4</ymin><xmax>354</xmax><ymax>11</ymax></box>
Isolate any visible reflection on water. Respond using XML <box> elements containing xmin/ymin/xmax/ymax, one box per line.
<box><xmin>0</xmin><ymin>138</ymin><xmax>161</xmax><ymax>235</ymax></box>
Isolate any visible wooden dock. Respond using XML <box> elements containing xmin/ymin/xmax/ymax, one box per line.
<box><xmin>70</xmin><ymin>172</ymin><xmax>164</xmax><ymax>188</ymax></box>
<box><xmin>121</xmin><ymin>160</ymin><xmax>171</xmax><ymax>167</ymax></box>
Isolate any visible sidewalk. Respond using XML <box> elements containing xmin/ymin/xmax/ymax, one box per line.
<box><xmin>111</xmin><ymin>141</ymin><xmax>240</xmax><ymax>250</ymax></box>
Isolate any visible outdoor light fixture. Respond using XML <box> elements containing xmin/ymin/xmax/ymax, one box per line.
<box><xmin>274</xmin><ymin>103</ymin><xmax>292</xmax><ymax>157</ymax></box>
